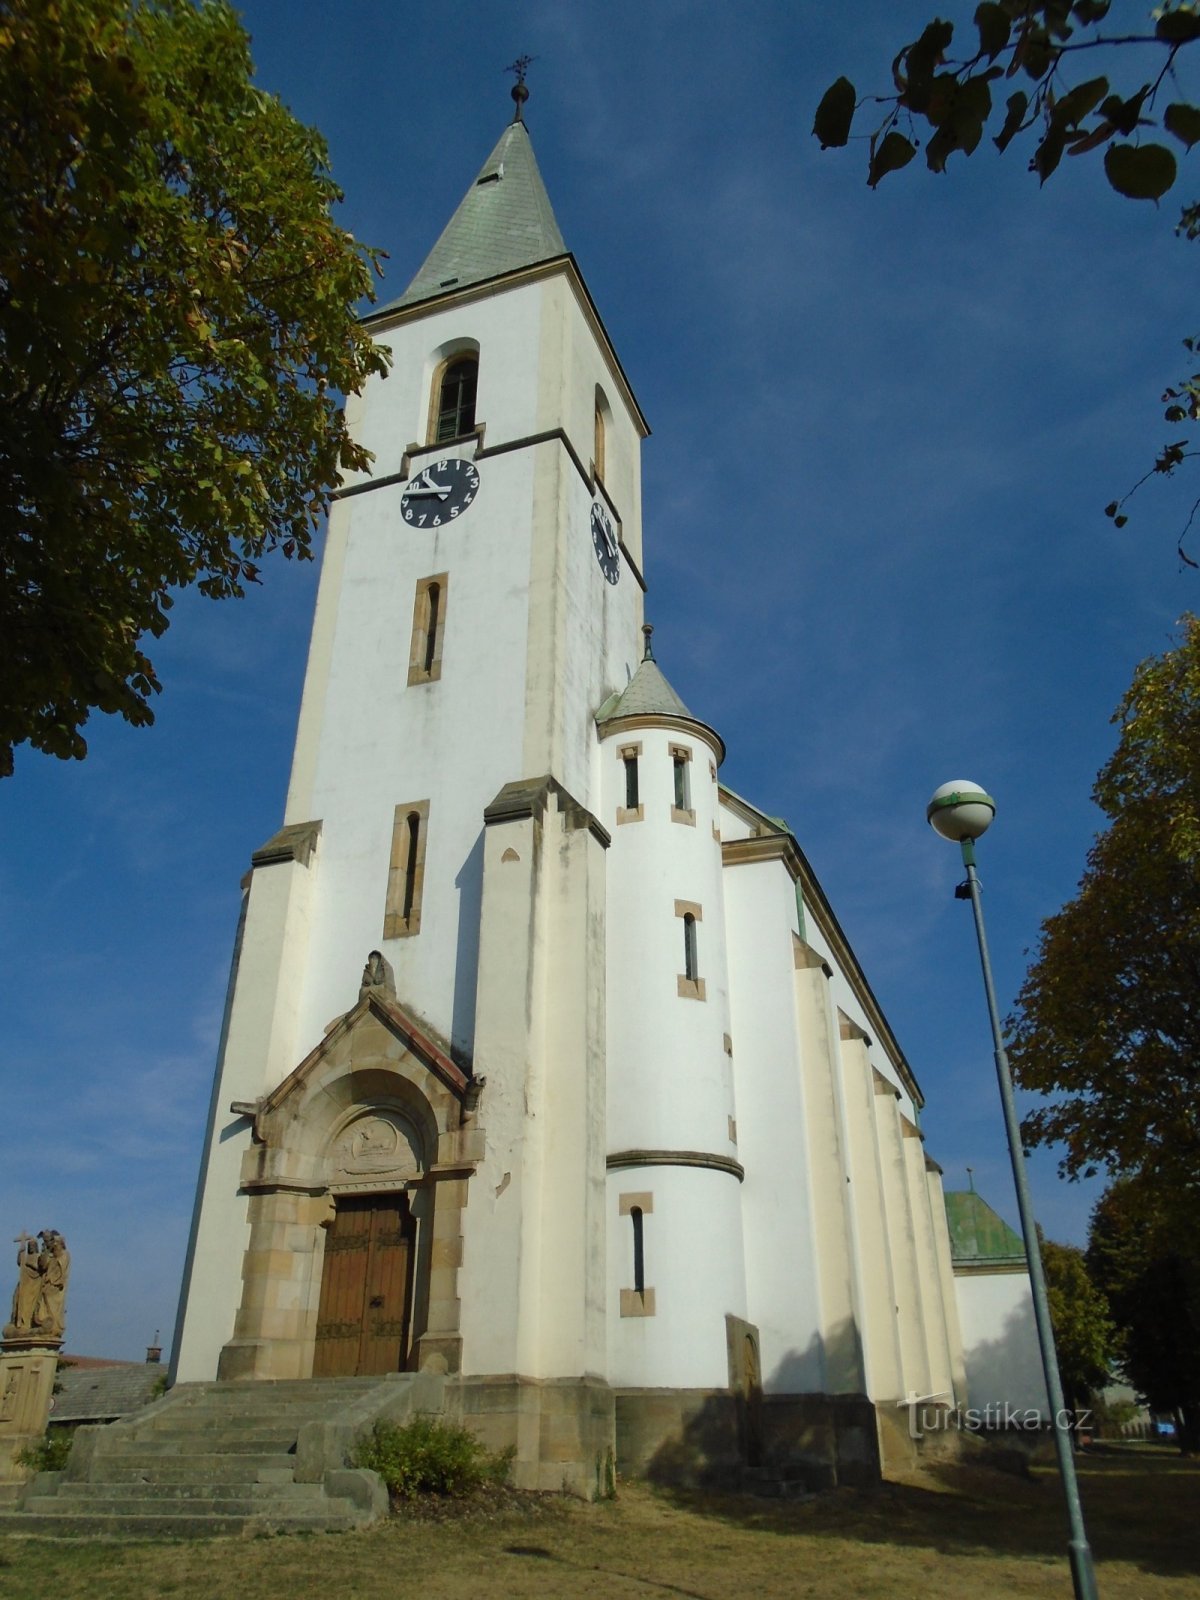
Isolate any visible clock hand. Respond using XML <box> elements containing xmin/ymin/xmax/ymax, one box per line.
<box><xmin>406</xmin><ymin>472</ymin><xmax>452</xmax><ymax>499</ymax></box>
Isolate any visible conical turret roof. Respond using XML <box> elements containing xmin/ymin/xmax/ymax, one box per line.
<box><xmin>377</xmin><ymin>119</ymin><xmax>566</xmax><ymax>315</ymax></box>
<box><xmin>597</xmin><ymin>636</ymin><xmax>725</xmax><ymax>764</ymax></box>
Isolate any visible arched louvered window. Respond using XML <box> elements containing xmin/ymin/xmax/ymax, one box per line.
<box><xmin>435</xmin><ymin>355</ymin><xmax>478</xmax><ymax>442</ymax></box>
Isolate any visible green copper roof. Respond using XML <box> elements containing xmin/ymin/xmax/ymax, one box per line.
<box><xmin>378</xmin><ymin>119</ymin><xmax>566</xmax><ymax>315</ymax></box>
<box><xmin>600</xmin><ymin>657</ymin><xmax>695</xmax><ymax>723</ymax></box>
<box><xmin>944</xmin><ymin>1190</ymin><xmax>1026</xmax><ymax>1265</ymax></box>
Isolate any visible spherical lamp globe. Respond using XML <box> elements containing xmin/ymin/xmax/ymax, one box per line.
<box><xmin>927</xmin><ymin>780</ymin><xmax>995</xmax><ymax>843</ymax></box>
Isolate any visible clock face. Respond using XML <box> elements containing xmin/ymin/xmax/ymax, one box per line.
<box><xmin>591</xmin><ymin>501</ymin><xmax>620</xmax><ymax>585</ymax></box>
<box><xmin>401</xmin><ymin>457</ymin><xmax>480</xmax><ymax>528</ymax></box>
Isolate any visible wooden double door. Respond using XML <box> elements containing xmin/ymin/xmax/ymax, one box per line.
<box><xmin>313</xmin><ymin>1193</ymin><xmax>416</xmax><ymax>1377</ymax></box>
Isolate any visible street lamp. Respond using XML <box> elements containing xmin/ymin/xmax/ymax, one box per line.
<box><xmin>927</xmin><ymin>781</ymin><xmax>1099</xmax><ymax>1600</ymax></box>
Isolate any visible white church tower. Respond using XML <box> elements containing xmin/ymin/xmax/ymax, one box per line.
<box><xmin>174</xmin><ymin>84</ymin><xmax>966</xmax><ymax>1494</ymax></box>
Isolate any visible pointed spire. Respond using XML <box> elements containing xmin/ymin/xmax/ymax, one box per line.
<box><xmin>379</xmin><ymin>91</ymin><xmax>565</xmax><ymax>315</ymax></box>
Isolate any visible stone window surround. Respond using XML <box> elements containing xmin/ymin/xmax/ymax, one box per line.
<box><xmin>384</xmin><ymin>799</ymin><xmax>430</xmax><ymax>938</ymax></box>
<box><xmin>674</xmin><ymin>898</ymin><xmax>706</xmax><ymax>1001</ymax></box>
<box><xmin>616</xmin><ymin>741</ymin><xmax>643</xmax><ymax>825</ymax></box>
<box><xmin>408</xmin><ymin>572</ymin><xmax>449</xmax><ymax>686</ymax></box>
<box><xmin>618</xmin><ymin>1191</ymin><xmax>655</xmax><ymax>1318</ymax></box>
<box><xmin>670</xmin><ymin>744</ymin><xmax>695</xmax><ymax>825</ymax></box>
<box><xmin>427</xmin><ymin>348</ymin><xmax>479</xmax><ymax>446</ymax></box>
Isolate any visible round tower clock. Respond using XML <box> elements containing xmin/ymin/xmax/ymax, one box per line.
<box><xmin>401</xmin><ymin>458</ymin><xmax>480</xmax><ymax>528</ymax></box>
<box><xmin>591</xmin><ymin>501</ymin><xmax>620</xmax><ymax>585</ymax></box>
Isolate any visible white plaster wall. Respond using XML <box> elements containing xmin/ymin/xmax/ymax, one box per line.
<box><xmin>955</xmin><ymin>1270</ymin><xmax>1050</xmax><ymax>1418</ymax></box>
<box><xmin>603</xmin><ymin>724</ymin><xmax>733</xmax><ymax>1155</ymax></box>
<box><xmin>279</xmin><ymin>276</ymin><xmax>640</xmax><ymax>1071</ymax></box>
<box><xmin>606</xmin><ymin>1166</ymin><xmax>746</xmax><ymax>1388</ymax></box>
<box><xmin>723</xmin><ymin>858</ymin><xmax>827</xmax><ymax>1394</ymax></box>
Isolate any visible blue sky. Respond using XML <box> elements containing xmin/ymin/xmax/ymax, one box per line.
<box><xmin>2</xmin><ymin>2</ymin><xmax>1196</xmax><ymax>1358</ymax></box>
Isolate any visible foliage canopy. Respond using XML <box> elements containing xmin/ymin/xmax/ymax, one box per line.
<box><xmin>1040</xmin><ymin>1232</ymin><xmax>1115</xmax><ymax>1411</ymax></box>
<box><xmin>1088</xmin><ymin>1177</ymin><xmax>1200</xmax><ymax>1451</ymax></box>
<box><xmin>0</xmin><ymin>0</ymin><xmax>390</xmax><ymax>777</ymax></box>
<box><xmin>813</xmin><ymin>3</ymin><xmax>1200</xmax><ymax>549</ymax></box>
<box><xmin>1006</xmin><ymin>614</ymin><xmax>1200</xmax><ymax>1189</ymax></box>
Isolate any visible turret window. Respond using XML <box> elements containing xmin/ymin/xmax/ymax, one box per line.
<box><xmin>616</xmin><ymin>742</ymin><xmax>643</xmax><ymax>825</ymax></box>
<box><xmin>675</xmin><ymin>898</ymin><xmax>706</xmax><ymax>1001</ymax></box>
<box><xmin>670</xmin><ymin>745</ymin><xmax>695</xmax><ymax>826</ymax></box>
<box><xmin>433</xmin><ymin>355</ymin><xmax>478</xmax><ymax>443</ymax></box>
<box><xmin>619</xmin><ymin>1192</ymin><xmax>655</xmax><ymax>1317</ymax></box>
<box><xmin>408</xmin><ymin>573</ymin><xmax>448</xmax><ymax>686</ymax></box>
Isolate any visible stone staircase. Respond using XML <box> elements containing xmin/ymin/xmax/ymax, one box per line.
<box><xmin>0</xmin><ymin>1372</ymin><xmax>444</xmax><ymax>1538</ymax></box>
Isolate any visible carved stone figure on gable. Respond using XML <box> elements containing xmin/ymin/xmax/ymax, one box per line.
<box><xmin>359</xmin><ymin>949</ymin><xmax>396</xmax><ymax>1000</ymax></box>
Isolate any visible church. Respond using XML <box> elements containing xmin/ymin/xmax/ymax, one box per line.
<box><xmin>172</xmin><ymin>84</ymin><xmax>969</xmax><ymax>1495</ymax></box>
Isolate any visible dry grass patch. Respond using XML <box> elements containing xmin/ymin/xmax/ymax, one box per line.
<box><xmin>0</xmin><ymin>1445</ymin><xmax>1194</xmax><ymax>1600</ymax></box>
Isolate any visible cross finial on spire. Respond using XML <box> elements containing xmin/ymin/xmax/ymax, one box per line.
<box><xmin>642</xmin><ymin>623</ymin><xmax>655</xmax><ymax>661</ymax></box>
<box><xmin>506</xmin><ymin>55</ymin><xmax>535</xmax><ymax>122</ymax></box>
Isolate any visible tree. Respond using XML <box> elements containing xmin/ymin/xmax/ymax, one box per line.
<box><xmin>1005</xmin><ymin>614</ymin><xmax>1200</xmax><ymax>1192</ymax></box>
<box><xmin>1040</xmin><ymin>1232</ymin><xmax>1115</xmax><ymax>1418</ymax></box>
<box><xmin>1088</xmin><ymin>1177</ymin><xmax>1200</xmax><ymax>1452</ymax></box>
<box><xmin>812</xmin><ymin>3</ymin><xmax>1200</xmax><ymax>550</ymax></box>
<box><xmin>0</xmin><ymin>0</ymin><xmax>390</xmax><ymax>778</ymax></box>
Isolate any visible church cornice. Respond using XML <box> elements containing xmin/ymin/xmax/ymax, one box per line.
<box><xmin>719</xmin><ymin>792</ymin><xmax>924</xmax><ymax>1109</ymax></box>
<box><xmin>360</xmin><ymin>253</ymin><xmax>650</xmax><ymax>439</ymax></box>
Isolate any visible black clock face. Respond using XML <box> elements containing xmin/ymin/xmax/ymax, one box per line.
<box><xmin>401</xmin><ymin>457</ymin><xmax>480</xmax><ymax>528</ymax></box>
<box><xmin>591</xmin><ymin>502</ymin><xmax>620</xmax><ymax>585</ymax></box>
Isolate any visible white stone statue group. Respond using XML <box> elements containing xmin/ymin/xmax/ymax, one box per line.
<box><xmin>4</xmin><ymin>1231</ymin><xmax>70</xmax><ymax>1343</ymax></box>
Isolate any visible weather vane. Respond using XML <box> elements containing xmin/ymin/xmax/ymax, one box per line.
<box><xmin>505</xmin><ymin>55</ymin><xmax>537</xmax><ymax>121</ymax></box>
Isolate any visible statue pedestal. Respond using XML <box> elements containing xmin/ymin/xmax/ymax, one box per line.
<box><xmin>0</xmin><ymin>1339</ymin><xmax>61</xmax><ymax>1484</ymax></box>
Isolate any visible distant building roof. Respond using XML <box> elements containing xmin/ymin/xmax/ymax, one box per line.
<box><xmin>944</xmin><ymin>1190</ymin><xmax>1027</xmax><ymax>1272</ymax></box>
<box><xmin>375</xmin><ymin>118</ymin><xmax>565</xmax><ymax>316</ymax></box>
<box><xmin>51</xmin><ymin>1361</ymin><xmax>164</xmax><ymax>1424</ymax></box>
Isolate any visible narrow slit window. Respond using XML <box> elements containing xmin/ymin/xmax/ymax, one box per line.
<box><xmin>408</xmin><ymin>573</ymin><xmax>448</xmax><ymax>685</ymax></box>
<box><xmin>423</xmin><ymin>583</ymin><xmax>440</xmax><ymax>674</ymax></box>
<box><xmin>683</xmin><ymin>913</ymin><xmax>698</xmax><ymax>982</ymax></box>
<box><xmin>435</xmin><ymin>356</ymin><xmax>477</xmax><ymax>443</ymax></box>
<box><xmin>624</xmin><ymin>752</ymin><xmax>639</xmax><ymax>810</ymax></box>
<box><xmin>631</xmin><ymin>1207</ymin><xmax>644</xmax><ymax>1295</ymax></box>
<box><xmin>384</xmin><ymin>799</ymin><xmax>429</xmax><ymax>938</ymax></box>
<box><xmin>673</xmin><ymin>752</ymin><xmax>691</xmax><ymax>811</ymax></box>
<box><xmin>594</xmin><ymin>398</ymin><xmax>606</xmax><ymax>482</ymax></box>
<box><xmin>403</xmin><ymin>812</ymin><xmax>420</xmax><ymax>923</ymax></box>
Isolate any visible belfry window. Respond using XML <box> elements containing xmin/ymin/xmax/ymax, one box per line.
<box><xmin>434</xmin><ymin>355</ymin><xmax>478</xmax><ymax>443</ymax></box>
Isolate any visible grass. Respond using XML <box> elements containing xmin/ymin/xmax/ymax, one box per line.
<box><xmin>0</xmin><ymin>1444</ymin><xmax>1194</xmax><ymax>1599</ymax></box>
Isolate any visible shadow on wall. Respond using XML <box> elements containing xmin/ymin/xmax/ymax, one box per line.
<box><xmin>769</xmin><ymin>1317</ymin><xmax>866</xmax><ymax>1397</ymax></box>
<box><xmin>621</xmin><ymin>1323</ymin><xmax>879</xmax><ymax>1492</ymax></box>
<box><xmin>962</xmin><ymin>1289</ymin><xmax>1049</xmax><ymax>1418</ymax></box>
<box><xmin>451</xmin><ymin>830</ymin><xmax>484</xmax><ymax>1055</ymax></box>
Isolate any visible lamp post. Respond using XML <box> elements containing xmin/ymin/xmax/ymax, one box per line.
<box><xmin>927</xmin><ymin>781</ymin><xmax>1099</xmax><ymax>1600</ymax></box>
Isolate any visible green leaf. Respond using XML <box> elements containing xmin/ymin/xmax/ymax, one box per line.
<box><xmin>813</xmin><ymin>77</ymin><xmax>856</xmax><ymax>149</ymax></box>
<box><xmin>1051</xmin><ymin>76</ymin><xmax>1109</xmax><ymax>129</ymax></box>
<box><xmin>1164</xmin><ymin>102</ymin><xmax>1200</xmax><ymax>150</ymax></box>
<box><xmin>974</xmin><ymin>2</ymin><xmax>1010</xmax><ymax>61</ymax></box>
<box><xmin>995</xmin><ymin>90</ymin><xmax>1028</xmax><ymax>152</ymax></box>
<box><xmin>1156</xmin><ymin>9</ymin><xmax>1200</xmax><ymax>44</ymax></box>
<box><xmin>1104</xmin><ymin>142</ymin><xmax>1178</xmax><ymax>201</ymax></box>
<box><xmin>1033</xmin><ymin>123</ymin><xmax>1069</xmax><ymax>184</ymax></box>
<box><xmin>867</xmin><ymin>130</ymin><xmax>917</xmax><ymax>188</ymax></box>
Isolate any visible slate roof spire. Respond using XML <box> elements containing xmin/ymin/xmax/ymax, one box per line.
<box><xmin>382</xmin><ymin>82</ymin><xmax>565</xmax><ymax>315</ymax></box>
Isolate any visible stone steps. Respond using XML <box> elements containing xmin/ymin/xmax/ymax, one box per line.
<box><xmin>0</xmin><ymin>1373</ymin><xmax>435</xmax><ymax>1538</ymax></box>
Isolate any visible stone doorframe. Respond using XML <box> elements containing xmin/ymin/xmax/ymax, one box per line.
<box><xmin>217</xmin><ymin>991</ymin><xmax>484</xmax><ymax>1382</ymax></box>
